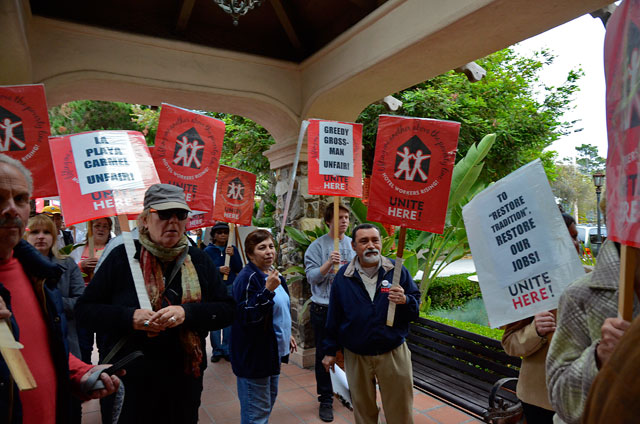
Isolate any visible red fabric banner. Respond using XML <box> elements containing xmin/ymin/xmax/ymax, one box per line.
<box><xmin>367</xmin><ymin>115</ymin><xmax>460</xmax><ymax>234</ymax></box>
<box><xmin>212</xmin><ymin>165</ymin><xmax>256</xmax><ymax>226</ymax></box>
<box><xmin>186</xmin><ymin>212</ymin><xmax>216</xmax><ymax>231</ymax></box>
<box><xmin>153</xmin><ymin>104</ymin><xmax>224</xmax><ymax>213</ymax></box>
<box><xmin>307</xmin><ymin>119</ymin><xmax>363</xmax><ymax>198</ymax></box>
<box><xmin>0</xmin><ymin>84</ymin><xmax>57</xmax><ymax>197</ymax></box>
<box><xmin>49</xmin><ymin>130</ymin><xmax>160</xmax><ymax>226</ymax></box>
<box><xmin>604</xmin><ymin>0</ymin><xmax>640</xmax><ymax>247</ymax></box>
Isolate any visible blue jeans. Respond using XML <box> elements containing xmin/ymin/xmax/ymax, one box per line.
<box><xmin>236</xmin><ymin>375</ymin><xmax>279</xmax><ymax>424</ymax></box>
<box><xmin>210</xmin><ymin>284</ymin><xmax>233</xmax><ymax>357</ymax></box>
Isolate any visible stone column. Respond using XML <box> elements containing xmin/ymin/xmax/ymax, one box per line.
<box><xmin>274</xmin><ymin>161</ymin><xmax>327</xmax><ymax>368</ymax></box>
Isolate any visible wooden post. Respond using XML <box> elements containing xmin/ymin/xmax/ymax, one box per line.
<box><xmin>0</xmin><ymin>321</ymin><xmax>36</xmax><ymax>390</ymax></box>
<box><xmin>333</xmin><ymin>197</ymin><xmax>340</xmax><ymax>272</ymax></box>
<box><xmin>619</xmin><ymin>244</ymin><xmax>639</xmax><ymax>321</ymax></box>
<box><xmin>235</xmin><ymin>224</ymin><xmax>247</xmax><ymax>265</ymax></box>
<box><xmin>386</xmin><ymin>226</ymin><xmax>406</xmax><ymax>327</ymax></box>
<box><xmin>117</xmin><ymin>215</ymin><xmax>153</xmax><ymax>311</ymax></box>
<box><xmin>223</xmin><ymin>223</ymin><xmax>235</xmax><ymax>281</ymax></box>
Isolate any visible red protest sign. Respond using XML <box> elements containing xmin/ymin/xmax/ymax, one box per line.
<box><xmin>186</xmin><ymin>212</ymin><xmax>216</xmax><ymax>231</ymax></box>
<box><xmin>307</xmin><ymin>119</ymin><xmax>363</xmax><ymax>198</ymax></box>
<box><xmin>0</xmin><ymin>84</ymin><xmax>57</xmax><ymax>198</ymax></box>
<box><xmin>212</xmin><ymin>165</ymin><xmax>256</xmax><ymax>226</ymax></box>
<box><xmin>604</xmin><ymin>0</ymin><xmax>640</xmax><ymax>248</ymax></box>
<box><xmin>49</xmin><ymin>131</ymin><xmax>160</xmax><ymax>226</ymax></box>
<box><xmin>153</xmin><ymin>104</ymin><xmax>224</xmax><ymax>212</ymax></box>
<box><xmin>367</xmin><ymin>115</ymin><xmax>460</xmax><ymax>234</ymax></box>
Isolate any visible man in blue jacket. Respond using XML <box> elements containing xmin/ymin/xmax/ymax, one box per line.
<box><xmin>322</xmin><ymin>223</ymin><xmax>420</xmax><ymax>424</ymax></box>
<box><xmin>205</xmin><ymin>221</ymin><xmax>243</xmax><ymax>362</ymax></box>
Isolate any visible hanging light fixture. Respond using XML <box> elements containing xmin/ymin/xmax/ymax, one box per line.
<box><xmin>214</xmin><ymin>0</ymin><xmax>263</xmax><ymax>26</ymax></box>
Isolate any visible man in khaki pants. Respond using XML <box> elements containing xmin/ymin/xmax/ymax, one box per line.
<box><xmin>322</xmin><ymin>224</ymin><xmax>421</xmax><ymax>424</ymax></box>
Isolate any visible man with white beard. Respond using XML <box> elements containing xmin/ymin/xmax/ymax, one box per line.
<box><xmin>321</xmin><ymin>223</ymin><xmax>421</xmax><ymax>424</ymax></box>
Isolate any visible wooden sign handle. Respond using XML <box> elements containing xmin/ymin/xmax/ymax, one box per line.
<box><xmin>386</xmin><ymin>227</ymin><xmax>406</xmax><ymax>327</ymax></box>
<box><xmin>0</xmin><ymin>321</ymin><xmax>36</xmax><ymax>391</ymax></box>
<box><xmin>333</xmin><ymin>197</ymin><xmax>340</xmax><ymax>272</ymax></box>
<box><xmin>235</xmin><ymin>224</ymin><xmax>247</xmax><ymax>265</ymax></box>
<box><xmin>619</xmin><ymin>244</ymin><xmax>639</xmax><ymax>321</ymax></box>
<box><xmin>223</xmin><ymin>223</ymin><xmax>235</xmax><ymax>281</ymax></box>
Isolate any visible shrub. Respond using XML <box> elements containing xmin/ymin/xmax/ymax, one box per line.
<box><xmin>424</xmin><ymin>273</ymin><xmax>482</xmax><ymax>310</ymax></box>
<box><xmin>429</xmin><ymin>298</ymin><xmax>489</xmax><ymax>326</ymax></box>
<box><xmin>421</xmin><ymin>313</ymin><xmax>504</xmax><ymax>341</ymax></box>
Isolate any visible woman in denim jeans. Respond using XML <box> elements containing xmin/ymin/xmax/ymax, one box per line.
<box><xmin>230</xmin><ymin>230</ymin><xmax>297</xmax><ymax>423</ymax></box>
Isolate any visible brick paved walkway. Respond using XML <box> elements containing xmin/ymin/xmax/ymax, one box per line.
<box><xmin>82</xmin><ymin>341</ymin><xmax>481</xmax><ymax>424</ymax></box>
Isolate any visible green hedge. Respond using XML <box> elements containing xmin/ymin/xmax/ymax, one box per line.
<box><xmin>425</xmin><ymin>273</ymin><xmax>482</xmax><ymax>310</ymax></box>
<box><xmin>421</xmin><ymin>314</ymin><xmax>504</xmax><ymax>341</ymax></box>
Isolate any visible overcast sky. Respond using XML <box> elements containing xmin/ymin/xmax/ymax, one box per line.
<box><xmin>514</xmin><ymin>14</ymin><xmax>609</xmax><ymax>162</ymax></box>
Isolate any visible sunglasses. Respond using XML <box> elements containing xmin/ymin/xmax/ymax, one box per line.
<box><xmin>149</xmin><ymin>208</ymin><xmax>189</xmax><ymax>221</ymax></box>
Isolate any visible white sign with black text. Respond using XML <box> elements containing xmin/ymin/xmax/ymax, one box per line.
<box><xmin>462</xmin><ymin>160</ymin><xmax>584</xmax><ymax>328</ymax></box>
<box><xmin>318</xmin><ymin>121</ymin><xmax>354</xmax><ymax>177</ymax></box>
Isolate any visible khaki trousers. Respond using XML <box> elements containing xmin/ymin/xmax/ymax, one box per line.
<box><xmin>344</xmin><ymin>342</ymin><xmax>414</xmax><ymax>424</ymax></box>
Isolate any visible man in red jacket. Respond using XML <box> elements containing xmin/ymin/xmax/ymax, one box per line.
<box><xmin>0</xmin><ymin>154</ymin><xmax>121</xmax><ymax>423</ymax></box>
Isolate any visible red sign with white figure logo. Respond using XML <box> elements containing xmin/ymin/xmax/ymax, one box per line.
<box><xmin>212</xmin><ymin>165</ymin><xmax>256</xmax><ymax>226</ymax></box>
<box><xmin>307</xmin><ymin>119</ymin><xmax>363</xmax><ymax>198</ymax></box>
<box><xmin>0</xmin><ymin>84</ymin><xmax>57</xmax><ymax>197</ymax></box>
<box><xmin>367</xmin><ymin>115</ymin><xmax>460</xmax><ymax>234</ymax></box>
<box><xmin>604</xmin><ymin>0</ymin><xmax>640</xmax><ymax>247</ymax></box>
<box><xmin>153</xmin><ymin>104</ymin><xmax>224</xmax><ymax>213</ymax></box>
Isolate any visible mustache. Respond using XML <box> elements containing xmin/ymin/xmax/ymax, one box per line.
<box><xmin>0</xmin><ymin>216</ymin><xmax>23</xmax><ymax>228</ymax></box>
<box><xmin>364</xmin><ymin>248</ymin><xmax>380</xmax><ymax>255</ymax></box>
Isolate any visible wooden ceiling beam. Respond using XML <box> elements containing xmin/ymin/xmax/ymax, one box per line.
<box><xmin>176</xmin><ymin>0</ymin><xmax>197</xmax><ymax>32</ymax></box>
<box><xmin>347</xmin><ymin>0</ymin><xmax>371</xmax><ymax>9</ymax></box>
<box><xmin>269</xmin><ymin>0</ymin><xmax>302</xmax><ymax>51</ymax></box>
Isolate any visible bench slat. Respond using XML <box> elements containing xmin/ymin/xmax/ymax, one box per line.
<box><xmin>409</xmin><ymin>324</ymin><xmax>520</xmax><ymax>367</ymax></box>
<box><xmin>408</xmin><ymin>336</ymin><xmax>520</xmax><ymax>379</ymax></box>
<box><xmin>413</xmin><ymin>317</ymin><xmax>503</xmax><ymax>349</ymax></box>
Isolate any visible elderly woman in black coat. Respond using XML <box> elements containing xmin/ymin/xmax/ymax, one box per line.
<box><xmin>76</xmin><ymin>184</ymin><xmax>235</xmax><ymax>424</ymax></box>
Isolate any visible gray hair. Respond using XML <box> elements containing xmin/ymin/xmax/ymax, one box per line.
<box><xmin>0</xmin><ymin>154</ymin><xmax>33</xmax><ymax>195</ymax></box>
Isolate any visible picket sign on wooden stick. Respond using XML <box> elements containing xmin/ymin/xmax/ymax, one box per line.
<box><xmin>0</xmin><ymin>320</ymin><xmax>36</xmax><ymax>390</ymax></box>
<box><xmin>619</xmin><ymin>245</ymin><xmax>639</xmax><ymax>321</ymax></box>
<box><xmin>223</xmin><ymin>223</ymin><xmax>236</xmax><ymax>281</ymax></box>
<box><xmin>117</xmin><ymin>215</ymin><xmax>153</xmax><ymax>311</ymax></box>
<box><xmin>386</xmin><ymin>226</ymin><xmax>406</xmax><ymax>327</ymax></box>
<box><xmin>333</xmin><ymin>197</ymin><xmax>341</xmax><ymax>272</ymax></box>
<box><xmin>279</xmin><ymin>120</ymin><xmax>309</xmax><ymax>242</ymax></box>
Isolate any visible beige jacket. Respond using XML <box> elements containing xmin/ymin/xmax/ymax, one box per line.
<box><xmin>502</xmin><ymin>318</ymin><xmax>553</xmax><ymax>410</ymax></box>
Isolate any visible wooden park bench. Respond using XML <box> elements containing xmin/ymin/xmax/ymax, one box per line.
<box><xmin>407</xmin><ymin>317</ymin><xmax>522</xmax><ymax>422</ymax></box>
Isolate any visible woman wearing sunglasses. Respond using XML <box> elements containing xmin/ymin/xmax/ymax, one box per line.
<box><xmin>76</xmin><ymin>184</ymin><xmax>235</xmax><ymax>424</ymax></box>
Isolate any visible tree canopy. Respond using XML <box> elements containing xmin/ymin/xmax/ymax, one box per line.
<box><xmin>357</xmin><ymin>47</ymin><xmax>583</xmax><ymax>181</ymax></box>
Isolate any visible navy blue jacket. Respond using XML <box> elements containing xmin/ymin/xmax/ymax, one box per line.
<box><xmin>230</xmin><ymin>262</ymin><xmax>289</xmax><ymax>379</ymax></box>
<box><xmin>0</xmin><ymin>240</ymin><xmax>70</xmax><ymax>424</ymax></box>
<box><xmin>204</xmin><ymin>243</ymin><xmax>243</xmax><ymax>286</ymax></box>
<box><xmin>324</xmin><ymin>256</ymin><xmax>420</xmax><ymax>356</ymax></box>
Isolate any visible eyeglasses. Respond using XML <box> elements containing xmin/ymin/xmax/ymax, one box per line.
<box><xmin>149</xmin><ymin>208</ymin><xmax>189</xmax><ymax>221</ymax></box>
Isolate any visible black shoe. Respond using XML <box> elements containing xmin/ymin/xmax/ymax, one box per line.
<box><xmin>319</xmin><ymin>404</ymin><xmax>333</xmax><ymax>422</ymax></box>
<box><xmin>211</xmin><ymin>355</ymin><xmax>222</xmax><ymax>363</ymax></box>
<box><xmin>222</xmin><ymin>354</ymin><xmax>231</xmax><ymax>362</ymax></box>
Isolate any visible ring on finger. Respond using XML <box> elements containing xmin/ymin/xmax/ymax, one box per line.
<box><xmin>143</xmin><ymin>320</ymin><xmax>150</xmax><ymax>327</ymax></box>
<box><xmin>169</xmin><ymin>316</ymin><xmax>177</xmax><ymax>324</ymax></box>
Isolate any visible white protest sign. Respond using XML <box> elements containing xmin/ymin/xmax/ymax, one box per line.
<box><xmin>318</xmin><ymin>121</ymin><xmax>354</xmax><ymax>177</ymax></box>
<box><xmin>462</xmin><ymin>160</ymin><xmax>584</xmax><ymax>328</ymax></box>
<box><xmin>71</xmin><ymin>131</ymin><xmax>145</xmax><ymax>195</ymax></box>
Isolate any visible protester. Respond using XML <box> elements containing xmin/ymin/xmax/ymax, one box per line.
<box><xmin>304</xmin><ymin>203</ymin><xmax>355</xmax><ymax>422</ymax></box>
<box><xmin>500</xmin><ymin>211</ymin><xmax>582</xmax><ymax>423</ymax></box>
<box><xmin>24</xmin><ymin>214</ymin><xmax>85</xmax><ymax>358</ymax></box>
<box><xmin>75</xmin><ymin>183</ymin><xmax>235</xmax><ymax>424</ymax></box>
<box><xmin>230</xmin><ymin>229</ymin><xmax>297</xmax><ymax>424</ymax></box>
<box><xmin>42</xmin><ymin>204</ymin><xmax>74</xmax><ymax>249</ymax></box>
<box><xmin>205</xmin><ymin>221</ymin><xmax>243</xmax><ymax>362</ymax></box>
<box><xmin>322</xmin><ymin>223</ymin><xmax>421</xmax><ymax>424</ymax></box>
<box><xmin>582</xmin><ymin>315</ymin><xmax>640</xmax><ymax>423</ymax></box>
<box><xmin>0</xmin><ymin>154</ymin><xmax>120</xmax><ymax>424</ymax></box>
<box><xmin>70</xmin><ymin>217</ymin><xmax>112</xmax><ymax>282</ymax></box>
<box><xmin>546</xmin><ymin>240</ymin><xmax>637</xmax><ymax>423</ymax></box>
